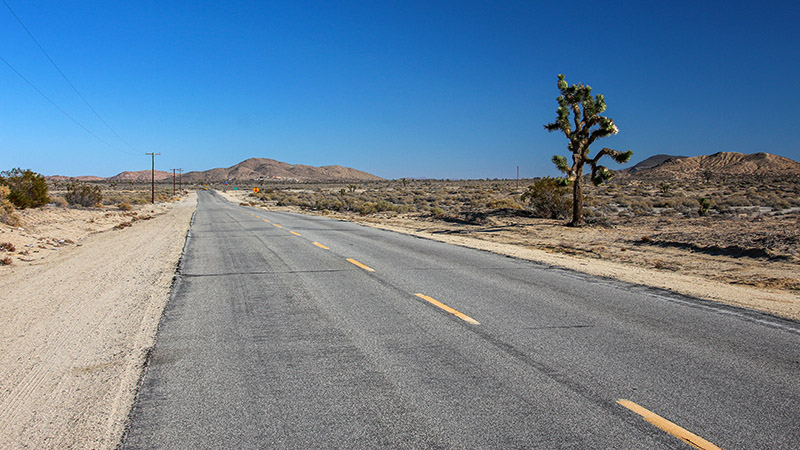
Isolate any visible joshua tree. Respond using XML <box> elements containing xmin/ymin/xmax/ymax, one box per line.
<box><xmin>544</xmin><ymin>74</ymin><xmax>633</xmax><ymax>226</ymax></box>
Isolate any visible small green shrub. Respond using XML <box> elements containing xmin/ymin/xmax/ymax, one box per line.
<box><xmin>65</xmin><ymin>182</ymin><xmax>103</xmax><ymax>207</ymax></box>
<box><xmin>698</xmin><ymin>197</ymin><xmax>711</xmax><ymax>216</ymax></box>
<box><xmin>0</xmin><ymin>168</ymin><xmax>50</xmax><ymax>209</ymax></box>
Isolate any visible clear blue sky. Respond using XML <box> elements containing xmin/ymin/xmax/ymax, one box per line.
<box><xmin>1</xmin><ymin>1</ymin><xmax>798</xmax><ymax>179</ymax></box>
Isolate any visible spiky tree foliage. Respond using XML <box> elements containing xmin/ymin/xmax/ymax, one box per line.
<box><xmin>544</xmin><ymin>74</ymin><xmax>632</xmax><ymax>226</ymax></box>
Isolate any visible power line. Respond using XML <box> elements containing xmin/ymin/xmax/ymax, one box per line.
<box><xmin>2</xmin><ymin>0</ymin><xmax>140</xmax><ymax>153</ymax></box>
<box><xmin>0</xmin><ymin>54</ymin><xmax>138</xmax><ymax>156</ymax></box>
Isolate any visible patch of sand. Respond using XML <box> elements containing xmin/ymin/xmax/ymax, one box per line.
<box><xmin>0</xmin><ymin>194</ymin><xmax>196</xmax><ymax>449</ymax></box>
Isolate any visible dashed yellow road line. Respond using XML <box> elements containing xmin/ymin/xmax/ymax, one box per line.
<box><xmin>346</xmin><ymin>258</ymin><xmax>375</xmax><ymax>272</ymax></box>
<box><xmin>290</xmin><ymin>231</ymin><xmax>301</xmax><ymax>236</ymax></box>
<box><xmin>413</xmin><ymin>293</ymin><xmax>480</xmax><ymax>325</ymax></box>
<box><xmin>263</xmin><ymin>218</ymin><xmax>270</xmax><ymax>223</ymax></box>
<box><xmin>313</xmin><ymin>242</ymin><xmax>329</xmax><ymax>250</ymax></box>
<box><xmin>273</xmin><ymin>224</ymin><xmax>283</xmax><ymax>228</ymax></box>
<box><xmin>617</xmin><ymin>400</ymin><xmax>723</xmax><ymax>450</ymax></box>
<box><xmin>256</xmin><ymin>215</ymin><xmax>261</xmax><ymax>218</ymax></box>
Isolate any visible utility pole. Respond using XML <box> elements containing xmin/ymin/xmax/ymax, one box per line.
<box><xmin>516</xmin><ymin>165</ymin><xmax>520</xmax><ymax>189</ymax></box>
<box><xmin>177</xmin><ymin>168</ymin><xmax>182</xmax><ymax>192</ymax></box>
<box><xmin>146</xmin><ymin>152</ymin><xmax>160</xmax><ymax>203</ymax></box>
<box><xmin>171</xmin><ymin>169</ymin><xmax>177</xmax><ymax>196</ymax></box>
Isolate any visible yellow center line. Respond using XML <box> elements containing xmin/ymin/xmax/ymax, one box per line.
<box><xmin>263</xmin><ymin>218</ymin><xmax>270</xmax><ymax>222</ymax></box>
<box><xmin>413</xmin><ymin>293</ymin><xmax>480</xmax><ymax>325</ymax></box>
<box><xmin>346</xmin><ymin>258</ymin><xmax>375</xmax><ymax>272</ymax></box>
<box><xmin>273</xmin><ymin>223</ymin><xmax>283</xmax><ymax>228</ymax></box>
<box><xmin>313</xmin><ymin>242</ymin><xmax>329</xmax><ymax>250</ymax></box>
<box><xmin>617</xmin><ymin>400</ymin><xmax>723</xmax><ymax>450</ymax></box>
<box><xmin>290</xmin><ymin>231</ymin><xmax>301</xmax><ymax>236</ymax></box>
<box><xmin>256</xmin><ymin>215</ymin><xmax>261</xmax><ymax>218</ymax></box>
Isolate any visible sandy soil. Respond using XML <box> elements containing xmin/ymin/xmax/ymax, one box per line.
<box><xmin>0</xmin><ymin>194</ymin><xmax>196</xmax><ymax>449</ymax></box>
<box><xmin>221</xmin><ymin>190</ymin><xmax>800</xmax><ymax>322</ymax></box>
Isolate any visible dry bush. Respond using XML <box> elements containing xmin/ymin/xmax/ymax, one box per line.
<box><xmin>66</xmin><ymin>182</ymin><xmax>103</xmax><ymax>207</ymax></box>
<box><xmin>487</xmin><ymin>197</ymin><xmax>523</xmax><ymax>210</ymax></box>
<box><xmin>0</xmin><ymin>185</ymin><xmax>20</xmax><ymax>227</ymax></box>
<box><xmin>0</xmin><ymin>242</ymin><xmax>15</xmax><ymax>252</ymax></box>
<box><xmin>430</xmin><ymin>207</ymin><xmax>446</xmax><ymax>218</ymax></box>
<box><xmin>1</xmin><ymin>256</ymin><xmax>11</xmax><ymax>266</ymax></box>
<box><xmin>520</xmin><ymin>178</ymin><xmax>572</xmax><ymax>219</ymax></box>
<box><xmin>118</xmin><ymin>202</ymin><xmax>133</xmax><ymax>211</ymax></box>
<box><xmin>51</xmin><ymin>196</ymin><xmax>68</xmax><ymax>207</ymax></box>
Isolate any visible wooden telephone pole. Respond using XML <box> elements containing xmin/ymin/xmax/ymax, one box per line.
<box><xmin>146</xmin><ymin>153</ymin><xmax>160</xmax><ymax>203</ymax></box>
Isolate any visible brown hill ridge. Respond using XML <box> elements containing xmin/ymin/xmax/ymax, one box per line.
<box><xmin>182</xmin><ymin>158</ymin><xmax>383</xmax><ymax>182</ymax></box>
<box><xmin>628</xmin><ymin>152</ymin><xmax>800</xmax><ymax>177</ymax></box>
<box><xmin>108</xmin><ymin>170</ymin><xmax>173</xmax><ymax>182</ymax></box>
<box><xmin>47</xmin><ymin>175</ymin><xmax>106</xmax><ymax>182</ymax></box>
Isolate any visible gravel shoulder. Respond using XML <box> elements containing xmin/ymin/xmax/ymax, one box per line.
<box><xmin>0</xmin><ymin>193</ymin><xmax>196</xmax><ymax>449</ymax></box>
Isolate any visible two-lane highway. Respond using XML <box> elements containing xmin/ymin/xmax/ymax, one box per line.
<box><xmin>122</xmin><ymin>190</ymin><xmax>800</xmax><ymax>448</ymax></box>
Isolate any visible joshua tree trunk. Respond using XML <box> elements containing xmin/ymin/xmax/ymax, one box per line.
<box><xmin>570</xmin><ymin>167</ymin><xmax>584</xmax><ymax>226</ymax></box>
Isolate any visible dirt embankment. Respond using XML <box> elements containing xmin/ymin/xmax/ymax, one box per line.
<box><xmin>0</xmin><ymin>193</ymin><xmax>196</xmax><ymax>449</ymax></box>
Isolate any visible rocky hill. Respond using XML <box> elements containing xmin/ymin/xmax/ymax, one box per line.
<box><xmin>626</xmin><ymin>154</ymin><xmax>687</xmax><ymax>173</ymax></box>
<box><xmin>626</xmin><ymin>152</ymin><xmax>800</xmax><ymax>178</ymax></box>
<box><xmin>108</xmin><ymin>170</ymin><xmax>173</xmax><ymax>182</ymax></box>
<box><xmin>182</xmin><ymin>158</ymin><xmax>383</xmax><ymax>182</ymax></box>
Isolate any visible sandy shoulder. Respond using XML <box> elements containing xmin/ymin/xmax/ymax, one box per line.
<box><xmin>0</xmin><ymin>193</ymin><xmax>196</xmax><ymax>449</ymax></box>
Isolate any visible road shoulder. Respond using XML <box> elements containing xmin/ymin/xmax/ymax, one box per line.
<box><xmin>0</xmin><ymin>193</ymin><xmax>196</xmax><ymax>449</ymax></box>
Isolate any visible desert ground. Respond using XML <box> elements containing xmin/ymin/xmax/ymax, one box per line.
<box><xmin>0</xmin><ymin>192</ymin><xmax>195</xmax><ymax>449</ymax></box>
<box><xmin>0</xmin><ymin>172</ymin><xmax>797</xmax><ymax>448</ymax></box>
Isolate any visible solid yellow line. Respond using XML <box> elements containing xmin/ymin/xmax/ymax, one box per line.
<box><xmin>273</xmin><ymin>223</ymin><xmax>283</xmax><ymax>228</ymax></box>
<box><xmin>346</xmin><ymin>258</ymin><xmax>375</xmax><ymax>272</ymax></box>
<box><xmin>313</xmin><ymin>242</ymin><xmax>329</xmax><ymax>250</ymax></box>
<box><xmin>290</xmin><ymin>231</ymin><xmax>301</xmax><ymax>236</ymax></box>
<box><xmin>413</xmin><ymin>293</ymin><xmax>480</xmax><ymax>325</ymax></box>
<box><xmin>617</xmin><ymin>400</ymin><xmax>723</xmax><ymax>450</ymax></box>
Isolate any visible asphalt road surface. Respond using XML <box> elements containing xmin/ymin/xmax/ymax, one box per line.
<box><xmin>122</xmin><ymin>190</ymin><xmax>800</xmax><ymax>449</ymax></box>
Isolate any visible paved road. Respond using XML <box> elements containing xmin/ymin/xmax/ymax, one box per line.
<box><xmin>122</xmin><ymin>190</ymin><xmax>800</xmax><ymax>448</ymax></box>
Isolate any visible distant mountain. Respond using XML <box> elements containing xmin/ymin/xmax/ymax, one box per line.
<box><xmin>47</xmin><ymin>175</ymin><xmax>106</xmax><ymax>182</ymax></box>
<box><xmin>182</xmin><ymin>158</ymin><xmax>383</xmax><ymax>182</ymax></box>
<box><xmin>625</xmin><ymin>152</ymin><xmax>800</xmax><ymax>178</ymax></box>
<box><xmin>626</xmin><ymin>154</ymin><xmax>687</xmax><ymax>173</ymax></box>
<box><xmin>45</xmin><ymin>159</ymin><xmax>381</xmax><ymax>183</ymax></box>
<box><xmin>108</xmin><ymin>170</ymin><xmax>173</xmax><ymax>182</ymax></box>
